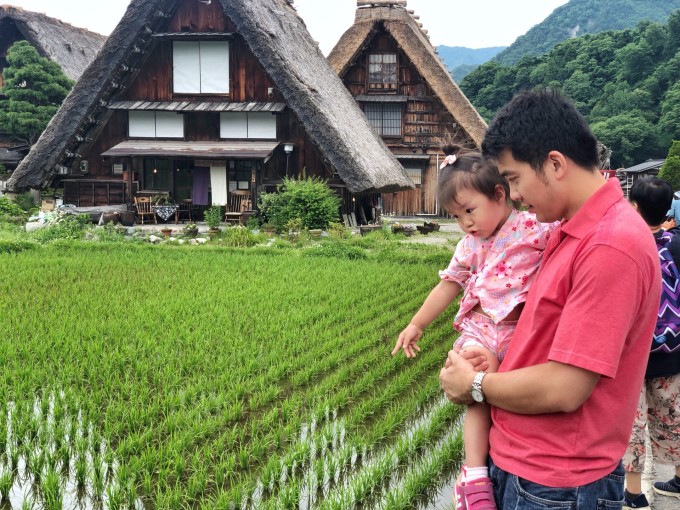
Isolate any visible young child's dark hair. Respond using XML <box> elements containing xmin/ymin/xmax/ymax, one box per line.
<box><xmin>438</xmin><ymin>144</ymin><xmax>511</xmax><ymax>209</ymax></box>
<box><xmin>482</xmin><ymin>88</ymin><xmax>600</xmax><ymax>173</ymax></box>
<box><xmin>630</xmin><ymin>176</ymin><xmax>673</xmax><ymax>227</ymax></box>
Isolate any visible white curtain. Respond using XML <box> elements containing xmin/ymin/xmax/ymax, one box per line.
<box><xmin>210</xmin><ymin>165</ymin><xmax>228</xmax><ymax>205</ymax></box>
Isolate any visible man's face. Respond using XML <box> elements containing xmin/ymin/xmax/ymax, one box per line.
<box><xmin>497</xmin><ymin>150</ymin><xmax>561</xmax><ymax>223</ymax></box>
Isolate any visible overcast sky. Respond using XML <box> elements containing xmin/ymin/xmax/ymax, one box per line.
<box><xmin>9</xmin><ymin>0</ymin><xmax>569</xmax><ymax>54</ymax></box>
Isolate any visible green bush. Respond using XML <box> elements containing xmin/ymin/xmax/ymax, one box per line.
<box><xmin>0</xmin><ymin>239</ymin><xmax>39</xmax><ymax>254</ymax></box>
<box><xmin>257</xmin><ymin>176</ymin><xmax>340</xmax><ymax>231</ymax></box>
<box><xmin>29</xmin><ymin>213</ymin><xmax>90</xmax><ymax>244</ymax></box>
<box><xmin>0</xmin><ymin>196</ymin><xmax>28</xmax><ymax>223</ymax></box>
<box><xmin>219</xmin><ymin>227</ymin><xmax>265</xmax><ymax>247</ymax></box>
<box><xmin>204</xmin><ymin>206</ymin><xmax>222</xmax><ymax>229</ymax></box>
<box><xmin>14</xmin><ymin>192</ymin><xmax>37</xmax><ymax>213</ymax></box>
<box><xmin>659</xmin><ymin>140</ymin><xmax>680</xmax><ymax>191</ymax></box>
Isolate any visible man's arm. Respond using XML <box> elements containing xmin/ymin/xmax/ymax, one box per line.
<box><xmin>440</xmin><ymin>350</ymin><xmax>600</xmax><ymax>414</ymax></box>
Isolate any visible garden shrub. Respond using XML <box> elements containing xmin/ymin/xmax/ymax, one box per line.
<box><xmin>0</xmin><ymin>196</ymin><xmax>28</xmax><ymax>223</ymax></box>
<box><xmin>13</xmin><ymin>192</ymin><xmax>37</xmax><ymax>213</ymax></box>
<box><xmin>219</xmin><ymin>227</ymin><xmax>265</xmax><ymax>248</ymax></box>
<box><xmin>29</xmin><ymin>213</ymin><xmax>90</xmax><ymax>244</ymax></box>
<box><xmin>257</xmin><ymin>176</ymin><xmax>340</xmax><ymax>231</ymax></box>
<box><xmin>0</xmin><ymin>239</ymin><xmax>39</xmax><ymax>254</ymax></box>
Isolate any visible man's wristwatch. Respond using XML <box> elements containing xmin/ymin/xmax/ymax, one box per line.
<box><xmin>471</xmin><ymin>371</ymin><xmax>487</xmax><ymax>403</ymax></box>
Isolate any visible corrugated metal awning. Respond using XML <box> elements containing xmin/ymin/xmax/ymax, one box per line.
<box><xmin>101</xmin><ymin>140</ymin><xmax>280</xmax><ymax>159</ymax></box>
<box><xmin>356</xmin><ymin>94</ymin><xmax>408</xmax><ymax>103</ymax></box>
<box><xmin>108</xmin><ymin>101</ymin><xmax>287</xmax><ymax>113</ymax></box>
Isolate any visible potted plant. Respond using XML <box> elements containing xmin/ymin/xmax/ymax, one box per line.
<box><xmin>153</xmin><ymin>193</ymin><xmax>172</xmax><ymax>205</ymax></box>
<box><xmin>160</xmin><ymin>227</ymin><xmax>172</xmax><ymax>237</ymax></box>
<box><xmin>359</xmin><ymin>223</ymin><xmax>382</xmax><ymax>236</ymax></box>
<box><xmin>204</xmin><ymin>206</ymin><xmax>222</xmax><ymax>234</ymax></box>
<box><xmin>183</xmin><ymin>223</ymin><xmax>199</xmax><ymax>237</ymax></box>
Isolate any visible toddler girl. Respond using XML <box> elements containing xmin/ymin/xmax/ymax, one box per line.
<box><xmin>392</xmin><ymin>145</ymin><xmax>553</xmax><ymax>510</ymax></box>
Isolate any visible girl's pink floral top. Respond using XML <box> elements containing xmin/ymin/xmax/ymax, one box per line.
<box><xmin>439</xmin><ymin>210</ymin><xmax>554</xmax><ymax>327</ymax></box>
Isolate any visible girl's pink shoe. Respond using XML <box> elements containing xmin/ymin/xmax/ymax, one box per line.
<box><xmin>453</xmin><ymin>481</ymin><xmax>467</xmax><ymax>510</ymax></box>
<box><xmin>460</xmin><ymin>477</ymin><xmax>496</xmax><ymax>510</ymax></box>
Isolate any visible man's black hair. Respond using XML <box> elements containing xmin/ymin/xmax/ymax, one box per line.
<box><xmin>630</xmin><ymin>176</ymin><xmax>673</xmax><ymax>226</ymax></box>
<box><xmin>482</xmin><ymin>88</ymin><xmax>600</xmax><ymax>172</ymax></box>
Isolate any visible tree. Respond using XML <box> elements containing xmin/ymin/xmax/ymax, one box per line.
<box><xmin>658</xmin><ymin>82</ymin><xmax>680</xmax><ymax>147</ymax></box>
<box><xmin>591</xmin><ymin>111</ymin><xmax>659</xmax><ymax>168</ymax></box>
<box><xmin>0</xmin><ymin>41</ymin><xmax>73</xmax><ymax>146</ymax></box>
<box><xmin>659</xmin><ymin>141</ymin><xmax>680</xmax><ymax>191</ymax></box>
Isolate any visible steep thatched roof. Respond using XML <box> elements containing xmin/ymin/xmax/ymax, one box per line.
<box><xmin>0</xmin><ymin>5</ymin><xmax>106</xmax><ymax>81</ymax></box>
<box><xmin>328</xmin><ymin>1</ymin><xmax>487</xmax><ymax>147</ymax></box>
<box><xmin>8</xmin><ymin>0</ymin><xmax>412</xmax><ymax>194</ymax></box>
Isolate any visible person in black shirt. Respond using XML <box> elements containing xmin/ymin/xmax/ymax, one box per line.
<box><xmin>624</xmin><ymin>176</ymin><xmax>680</xmax><ymax>509</ymax></box>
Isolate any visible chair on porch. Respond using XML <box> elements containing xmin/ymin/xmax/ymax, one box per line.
<box><xmin>224</xmin><ymin>190</ymin><xmax>252</xmax><ymax>225</ymax></box>
<box><xmin>134</xmin><ymin>196</ymin><xmax>157</xmax><ymax>225</ymax></box>
<box><xmin>176</xmin><ymin>199</ymin><xmax>194</xmax><ymax>224</ymax></box>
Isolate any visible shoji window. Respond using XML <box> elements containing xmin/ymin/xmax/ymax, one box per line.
<box><xmin>129</xmin><ymin>111</ymin><xmax>184</xmax><ymax>138</ymax></box>
<box><xmin>220</xmin><ymin>112</ymin><xmax>276</xmax><ymax>139</ymax></box>
<box><xmin>173</xmin><ymin>41</ymin><xmax>229</xmax><ymax>94</ymax></box>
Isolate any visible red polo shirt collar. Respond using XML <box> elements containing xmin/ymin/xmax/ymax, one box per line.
<box><xmin>560</xmin><ymin>178</ymin><xmax>624</xmax><ymax>240</ymax></box>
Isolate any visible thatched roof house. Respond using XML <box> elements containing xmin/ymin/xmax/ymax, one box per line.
<box><xmin>0</xmin><ymin>5</ymin><xmax>106</xmax><ymax>82</ymax></box>
<box><xmin>8</xmin><ymin>0</ymin><xmax>411</xmax><ymax>202</ymax></box>
<box><xmin>328</xmin><ymin>0</ymin><xmax>487</xmax><ymax>148</ymax></box>
<box><xmin>325</xmin><ymin>0</ymin><xmax>486</xmax><ymax>215</ymax></box>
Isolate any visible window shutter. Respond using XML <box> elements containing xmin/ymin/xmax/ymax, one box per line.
<box><xmin>173</xmin><ymin>41</ymin><xmax>201</xmax><ymax>93</ymax></box>
<box><xmin>200</xmin><ymin>41</ymin><xmax>229</xmax><ymax>94</ymax></box>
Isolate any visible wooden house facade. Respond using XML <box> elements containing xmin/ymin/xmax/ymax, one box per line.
<box><xmin>328</xmin><ymin>0</ymin><xmax>487</xmax><ymax>216</ymax></box>
<box><xmin>8</xmin><ymin>0</ymin><xmax>412</xmax><ymax>220</ymax></box>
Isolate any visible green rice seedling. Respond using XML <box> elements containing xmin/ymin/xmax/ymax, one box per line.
<box><xmin>58</xmin><ymin>443</ymin><xmax>70</xmax><ymax>474</ymax></box>
<box><xmin>187</xmin><ymin>467</ymin><xmax>208</xmax><ymax>501</ymax></box>
<box><xmin>106</xmin><ymin>482</ymin><xmax>124</xmax><ymax>510</ymax></box>
<box><xmin>142</xmin><ymin>471</ymin><xmax>153</xmax><ymax>496</ymax></box>
<box><xmin>7</xmin><ymin>443</ymin><xmax>19</xmax><ymax>472</ymax></box>
<box><xmin>0</xmin><ymin>468</ymin><xmax>13</xmax><ymax>503</ymax></box>
<box><xmin>21</xmin><ymin>496</ymin><xmax>35</xmax><ymax>510</ymax></box>
<box><xmin>74</xmin><ymin>454</ymin><xmax>87</xmax><ymax>489</ymax></box>
<box><xmin>41</xmin><ymin>467</ymin><xmax>63</xmax><ymax>510</ymax></box>
<box><xmin>92</xmin><ymin>454</ymin><xmax>106</xmax><ymax>500</ymax></box>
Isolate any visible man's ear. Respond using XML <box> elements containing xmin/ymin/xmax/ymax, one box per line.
<box><xmin>546</xmin><ymin>150</ymin><xmax>568</xmax><ymax>179</ymax></box>
<box><xmin>630</xmin><ymin>201</ymin><xmax>639</xmax><ymax>212</ymax></box>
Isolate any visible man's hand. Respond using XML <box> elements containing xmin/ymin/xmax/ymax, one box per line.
<box><xmin>450</xmin><ymin>346</ymin><xmax>490</xmax><ymax>372</ymax></box>
<box><xmin>439</xmin><ymin>349</ymin><xmax>477</xmax><ymax>404</ymax></box>
<box><xmin>392</xmin><ymin>323</ymin><xmax>423</xmax><ymax>358</ymax></box>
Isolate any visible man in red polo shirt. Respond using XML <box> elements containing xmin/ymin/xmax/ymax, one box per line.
<box><xmin>440</xmin><ymin>89</ymin><xmax>660</xmax><ymax>509</ymax></box>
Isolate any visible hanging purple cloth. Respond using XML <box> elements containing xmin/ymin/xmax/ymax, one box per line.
<box><xmin>192</xmin><ymin>166</ymin><xmax>210</xmax><ymax>205</ymax></box>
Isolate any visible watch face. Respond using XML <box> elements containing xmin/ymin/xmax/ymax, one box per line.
<box><xmin>471</xmin><ymin>388</ymin><xmax>484</xmax><ymax>403</ymax></box>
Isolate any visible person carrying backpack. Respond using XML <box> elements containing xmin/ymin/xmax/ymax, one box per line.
<box><xmin>624</xmin><ymin>176</ymin><xmax>680</xmax><ymax>509</ymax></box>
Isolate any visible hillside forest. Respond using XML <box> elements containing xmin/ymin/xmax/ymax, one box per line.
<box><xmin>460</xmin><ymin>10</ymin><xmax>680</xmax><ymax>168</ymax></box>
<box><xmin>494</xmin><ymin>0</ymin><xmax>680</xmax><ymax>66</ymax></box>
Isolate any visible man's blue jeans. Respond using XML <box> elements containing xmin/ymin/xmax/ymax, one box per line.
<box><xmin>489</xmin><ymin>457</ymin><xmax>625</xmax><ymax>509</ymax></box>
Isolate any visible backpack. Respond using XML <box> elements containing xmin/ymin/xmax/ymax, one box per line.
<box><xmin>652</xmin><ymin>230</ymin><xmax>680</xmax><ymax>353</ymax></box>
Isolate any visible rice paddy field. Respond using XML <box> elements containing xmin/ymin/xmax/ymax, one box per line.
<box><xmin>0</xmin><ymin>239</ymin><xmax>464</xmax><ymax>509</ymax></box>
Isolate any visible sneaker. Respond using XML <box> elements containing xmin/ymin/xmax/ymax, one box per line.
<box><xmin>623</xmin><ymin>490</ymin><xmax>650</xmax><ymax>509</ymax></box>
<box><xmin>460</xmin><ymin>477</ymin><xmax>496</xmax><ymax>510</ymax></box>
<box><xmin>453</xmin><ymin>481</ymin><xmax>467</xmax><ymax>510</ymax></box>
<box><xmin>653</xmin><ymin>476</ymin><xmax>680</xmax><ymax>498</ymax></box>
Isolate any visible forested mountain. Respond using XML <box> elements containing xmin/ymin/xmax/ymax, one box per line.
<box><xmin>460</xmin><ymin>10</ymin><xmax>680</xmax><ymax>168</ymax></box>
<box><xmin>436</xmin><ymin>45</ymin><xmax>506</xmax><ymax>81</ymax></box>
<box><xmin>495</xmin><ymin>0</ymin><xmax>680</xmax><ymax>66</ymax></box>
